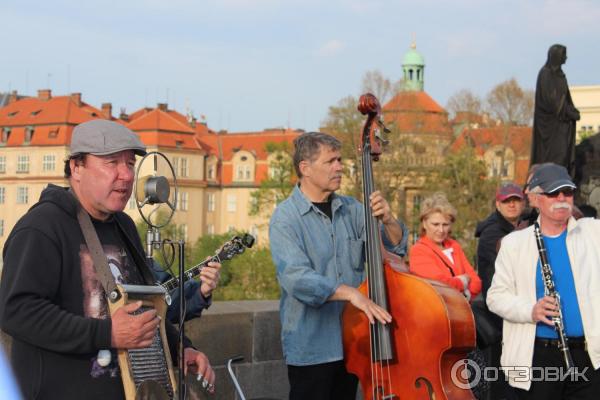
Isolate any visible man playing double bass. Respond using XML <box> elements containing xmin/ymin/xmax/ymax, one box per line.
<box><xmin>269</xmin><ymin>131</ymin><xmax>409</xmax><ymax>400</ymax></box>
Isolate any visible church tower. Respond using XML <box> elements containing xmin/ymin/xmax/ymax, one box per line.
<box><xmin>402</xmin><ymin>41</ymin><xmax>425</xmax><ymax>92</ymax></box>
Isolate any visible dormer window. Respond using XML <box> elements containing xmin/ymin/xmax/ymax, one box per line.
<box><xmin>30</xmin><ymin>109</ymin><xmax>42</xmax><ymax>117</ymax></box>
<box><xmin>1</xmin><ymin>127</ymin><xmax>11</xmax><ymax>143</ymax></box>
<box><xmin>233</xmin><ymin>152</ymin><xmax>255</xmax><ymax>182</ymax></box>
<box><xmin>48</xmin><ymin>128</ymin><xmax>58</xmax><ymax>138</ymax></box>
<box><xmin>24</xmin><ymin>126</ymin><xmax>34</xmax><ymax>144</ymax></box>
<box><xmin>8</xmin><ymin>111</ymin><xmax>18</xmax><ymax>117</ymax></box>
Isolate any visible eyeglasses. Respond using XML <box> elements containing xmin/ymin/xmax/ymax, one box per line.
<box><xmin>541</xmin><ymin>188</ymin><xmax>575</xmax><ymax>198</ymax></box>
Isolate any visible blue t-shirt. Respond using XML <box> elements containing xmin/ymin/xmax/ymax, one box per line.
<box><xmin>535</xmin><ymin>229</ymin><xmax>584</xmax><ymax>338</ymax></box>
<box><xmin>0</xmin><ymin>352</ymin><xmax>22</xmax><ymax>399</ymax></box>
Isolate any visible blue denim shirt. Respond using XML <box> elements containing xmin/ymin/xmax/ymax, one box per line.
<box><xmin>269</xmin><ymin>185</ymin><xmax>408</xmax><ymax>366</ymax></box>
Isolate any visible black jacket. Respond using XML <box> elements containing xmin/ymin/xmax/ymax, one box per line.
<box><xmin>0</xmin><ymin>185</ymin><xmax>188</xmax><ymax>400</ymax></box>
<box><xmin>475</xmin><ymin>210</ymin><xmax>516</xmax><ymax>300</ymax></box>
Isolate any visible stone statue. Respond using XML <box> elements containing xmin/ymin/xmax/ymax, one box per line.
<box><xmin>530</xmin><ymin>44</ymin><xmax>580</xmax><ymax>175</ymax></box>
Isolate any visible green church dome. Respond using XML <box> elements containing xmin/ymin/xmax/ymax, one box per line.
<box><xmin>402</xmin><ymin>45</ymin><xmax>425</xmax><ymax>66</ymax></box>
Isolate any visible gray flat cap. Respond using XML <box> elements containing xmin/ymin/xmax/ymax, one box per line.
<box><xmin>70</xmin><ymin>119</ymin><xmax>146</xmax><ymax>156</ymax></box>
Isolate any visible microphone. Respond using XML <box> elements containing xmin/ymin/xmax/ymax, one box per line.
<box><xmin>136</xmin><ymin>175</ymin><xmax>171</xmax><ymax>206</ymax></box>
<box><xmin>136</xmin><ymin>174</ymin><xmax>172</xmax><ymax>260</ymax></box>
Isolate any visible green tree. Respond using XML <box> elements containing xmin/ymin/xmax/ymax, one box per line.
<box><xmin>422</xmin><ymin>146</ymin><xmax>499</xmax><ymax>262</ymax></box>
<box><xmin>321</xmin><ymin>95</ymin><xmax>364</xmax><ymax>199</ymax></box>
<box><xmin>249</xmin><ymin>141</ymin><xmax>295</xmax><ymax>217</ymax></box>
<box><xmin>135</xmin><ymin>211</ymin><xmax>195</xmax><ymax>274</ymax></box>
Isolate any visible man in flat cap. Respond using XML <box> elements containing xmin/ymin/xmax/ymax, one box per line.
<box><xmin>0</xmin><ymin>120</ymin><xmax>215</xmax><ymax>399</ymax></box>
<box><xmin>487</xmin><ymin>163</ymin><xmax>600</xmax><ymax>399</ymax></box>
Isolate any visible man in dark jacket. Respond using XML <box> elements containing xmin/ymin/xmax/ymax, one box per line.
<box><xmin>475</xmin><ymin>182</ymin><xmax>525</xmax><ymax>400</ymax></box>
<box><xmin>0</xmin><ymin>120</ymin><xmax>215</xmax><ymax>399</ymax></box>
<box><xmin>476</xmin><ymin>182</ymin><xmax>526</xmax><ymax>298</ymax></box>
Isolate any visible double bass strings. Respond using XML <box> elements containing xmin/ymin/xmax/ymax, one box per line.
<box><xmin>362</xmin><ymin>143</ymin><xmax>395</xmax><ymax>399</ymax></box>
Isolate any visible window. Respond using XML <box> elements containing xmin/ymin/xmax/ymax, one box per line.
<box><xmin>180</xmin><ymin>158</ymin><xmax>188</xmax><ymax>178</ymax></box>
<box><xmin>236</xmin><ymin>165</ymin><xmax>244</xmax><ymax>180</ymax></box>
<box><xmin>17</xmin><ymin>186</ymin><xmax>29</xmax><ymax>204</ymax></box>
<box><xmin>0</xmin><ymin>156</ymin><xmax>5</xmax><ymax>173</ymax></box>
<box><xmin>207</xmin><ymin>165</ymin><xmax>215</xmax><ymax>180</ymax></box>
<box><xmin>207</xmin><ymin>224</ymin><xmax>214</xmax><ymax>235</ymax></box>
<box><xmin>207</xmin><ymin>193</ymin><xmax>215</xmax><ymax>212</ymax></box>
<box><xmin>180</xmin><ymin>192</ymin><xmax>188</xmax><ymax>211</ymax></box>
<box><xmin>0</xmin><ymin>187</ymin><xmax>5</xmax><ymax>203</ymax></box>
<box><xmin>43</xmin><ymin>154</ymin><xmax>56</xmax><ymax>171</ymax></box>
<box><xmin>0</xmin><ymin>220</ymin><xmax>3</xmax><ymax>237</ymax></box>
<box><xmin>17</xmin><ymin>155</ymin><xmax>29</xmax><ymax>173</ymax></box>
<box><xmin>24</xmin><ymin>126</ymin><xmax>34</xmax><ymax>144</ymax></box>
<box><xmin>227</xmin><ymin>195</ymin><xmax>237</xmax><ymax>212</ymax></box>
<box><xmin>172</xmin><ymin>157</ymin><xmax>179</xmax><ymax>176</ymax></box>
<box><xmin>1</xmin><ymin>127</ymin><xmax>11</xmax><ymax>143</ymax></box>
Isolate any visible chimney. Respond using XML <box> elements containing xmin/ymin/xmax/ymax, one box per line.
<box><xmin>8</xmin><ymin>90</ymin><xmax>18</xmax><ymax>104</ymax></box>
<box><xmin>70</xmin><ymin>93</ymin><xmax>82</xmax><ymax>106</ymax></box>
<box><xmin>119</xmin><ymin>107</ymin><xmax>129</xmax><ymax>122</ymax></box>
<box><xmin>157</xmin><ymin>103</ymin><xmax>168</xmax><ymax>112</ymax></box>
<box><xmin>101</xmin><ymin>103</ymin><xmax>113</xmax><ymax>119</ymax></box>
<box><xmin>38</xmin><ymin>89</ymin><xmax>52</xmax><ymax>101</ymax></box>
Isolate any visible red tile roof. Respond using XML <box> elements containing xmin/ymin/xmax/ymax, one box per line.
<box><xmin>197</xmin><ymin>128</ymin><xmax>300</xmax><ymax>161</ymax></box>
<box><xmin>451</xmin><ymin>125</ymin><xmax>533</xmax><ymax>183</ymax></box>
<box><xmin>196</xmin><ymin>128</ymin><xmax>300</xmax><ymax>185</ymax></box>
<box><xmin>382</xmin><ymin>91</ymin><xmax>452</xmax><ymax>136</ymax></box>
<box><xmin>127</xmin><ymin>105</ymin><xmax>204</xmax><ymax>151</ymax></box>
<box><xmin>0</xmin><ymin>91</ymin><xmax>113</xmax><ymax>146</ymax></box>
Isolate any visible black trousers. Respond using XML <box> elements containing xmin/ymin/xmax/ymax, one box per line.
<box><xmin>515</xmin><ymin>341</ymin><xmax>600</xmax><ymax>400</ymax></box>
<box><xmin>287</xmin><ymin>360</ymin><xmax>358</xmax><ymax>400</ymax></box>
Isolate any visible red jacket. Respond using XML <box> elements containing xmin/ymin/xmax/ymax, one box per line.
<box><xmin>409</xmin><ymin>236</ymin><xmax>482</xmax><ymax>298</ymax></box>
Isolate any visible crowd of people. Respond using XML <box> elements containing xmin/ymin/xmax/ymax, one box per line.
<box><xmin>0</xmin><ymin>123</ymin><xmax>598</xmax><ymax>400</ymax></box>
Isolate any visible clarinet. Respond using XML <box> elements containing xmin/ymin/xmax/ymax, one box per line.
<box><xmin>533</xmin><ymin>222</ymin><xmax>574</xmax><ymax>371</ymax></box>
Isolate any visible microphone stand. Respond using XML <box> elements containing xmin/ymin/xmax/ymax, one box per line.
<box><xmin>147</xmin><ymin>227</ymin><xmax>187</xmax><ymax>400</ymax></box>
<box><xmin>177</xmin><ymin>239</ymin><xmax>185</xmax><ymax>400</ymax></box>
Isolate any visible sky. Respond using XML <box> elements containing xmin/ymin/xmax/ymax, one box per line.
<box><xmin>1</xmin><ymin>0</ymin><xmax>599</xmax><ymax>133</ymax></box>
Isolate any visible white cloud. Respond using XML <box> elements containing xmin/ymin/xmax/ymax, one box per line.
<box><xmin>318</xmin><ymin>39</ymin><xmax>345</xmax><ymax>56</ymax></box>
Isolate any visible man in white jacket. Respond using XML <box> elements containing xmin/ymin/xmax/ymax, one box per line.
<box><xmin>487</xmin><ymin>163</ymin><xmax>600</xmax><ymax>399</ymax></box>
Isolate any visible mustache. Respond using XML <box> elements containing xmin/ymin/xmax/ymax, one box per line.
<box><xmin>551</xmin><ymin>202</ymin><xmax>572</xmax><ymax>211</ymax></box>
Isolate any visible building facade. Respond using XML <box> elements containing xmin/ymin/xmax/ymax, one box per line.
<box><xmin>0</xmin><ymin>90</ymin><xmax>299</xmax><ymax>252</ymax></box>
<box><xmin>570</xmin><ymin>85</ymin><xmax>600</xmax><ymax>139</ymax></box>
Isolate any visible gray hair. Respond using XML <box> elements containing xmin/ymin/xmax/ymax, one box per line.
<box><xmin>293</xmin><ymin>132</ymin><xmax>341</xmax><ymax>178</ymax></box>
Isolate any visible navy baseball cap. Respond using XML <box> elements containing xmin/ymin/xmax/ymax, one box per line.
<box><xmin>528</xmin><ymin>163</ymin><xmax>576</xmax><ymax>194</ymax></box>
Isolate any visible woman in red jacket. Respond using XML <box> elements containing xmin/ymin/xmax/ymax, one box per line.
<box><xmin>409</xmin><ymin>192</ymin><xmax>481</xmax><ymax>300</ymax></box>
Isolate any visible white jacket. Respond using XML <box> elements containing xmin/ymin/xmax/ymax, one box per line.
<box><xmin>487</xmin><ymin>217</ymin><xmax>600</xmax><ymax>390</ymax></box>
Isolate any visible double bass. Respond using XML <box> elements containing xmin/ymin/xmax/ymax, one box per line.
<box><xmin>342</xmin><ymin>93</ymin><xmax>476</xmax><ymax>400</ymax></box>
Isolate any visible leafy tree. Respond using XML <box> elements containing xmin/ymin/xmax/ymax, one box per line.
<box><xmin>214</xmin><ymin>247</ymin><xmax>280</xmax><ymax>300</ymax></box>
<box><xmin>135</xmin><ymin>211</ymin><xmax>194</xmax><ymax>274</ymax></box>
<box><xmin>320</xmin><ymin>95</ymin><xmax>364</xmax><ymax>199</ymax></box>
<box><xmin>249</xmin><ymin>142</ymin><xmax>295</xmax><ymax>217</ymax></box>
<box><xmin>421</xmin><ymin>146</ymin><xmax>499</xmax><ymax>261</ymax></box>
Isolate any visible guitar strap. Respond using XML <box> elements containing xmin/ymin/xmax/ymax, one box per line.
<box><xmin>75</xmin><ymin>201</ymin><xmax>118</xmax><ymax>298</ymax></box>
<box><xmin>71</xmin><ymin>190</ymin><xmax>154</xmax><ymax>299</ymax></box>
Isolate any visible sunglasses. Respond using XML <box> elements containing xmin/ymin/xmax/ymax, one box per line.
<box><xmin>541</xmin><ymin>188</ymin><xmax>575</xmax><ymax>198</ymax></box>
